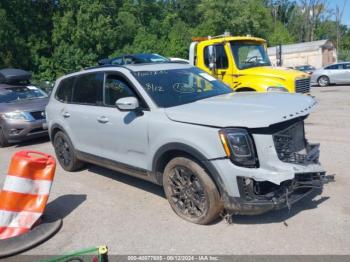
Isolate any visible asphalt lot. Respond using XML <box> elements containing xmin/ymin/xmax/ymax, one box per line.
<box><xmin>1</xmin><ymin>85</ymin><xmax>350</xmax><ymax>255</ymax></box>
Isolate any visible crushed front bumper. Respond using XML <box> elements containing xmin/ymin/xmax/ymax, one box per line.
<box><xmin>223</xmin><ymin>172</ymin><xmax>334</xmax><ymax>215</ymax></box>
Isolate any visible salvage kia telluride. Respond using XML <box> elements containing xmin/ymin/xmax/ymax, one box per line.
<box><xmin>46</xmin><ymin>63</ymin><xmax>331</xmax><ymax>224</ymax></box>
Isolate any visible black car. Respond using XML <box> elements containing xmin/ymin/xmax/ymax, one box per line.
<box><xmin>98</xmin><ymin>53</ymin><xmax>170</xmax><ymax>66</ymax></box>
<box><xmin>0</xmin><ymin>69</ymin><xmax>48</xmax><ymax>147</ymax></box>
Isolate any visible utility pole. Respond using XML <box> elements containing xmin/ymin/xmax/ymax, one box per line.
<box><xmin>276</xmin><ymin>44</ymin><xmax>282</xmax><ymax>66</ymax></box>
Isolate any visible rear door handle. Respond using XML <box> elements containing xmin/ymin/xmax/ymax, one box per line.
<box><xmin>62</xmin><ymin>112</ymin><xmax>70</xmax><ymax>118</ymax></box>
<box><xmin>97</xmin><ymin>116</ymin><xmax>109</xmax><ymax>124</ymax></box>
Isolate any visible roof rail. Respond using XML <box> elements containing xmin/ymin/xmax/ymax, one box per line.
<box><xmin>83</xmin><ymin>64</ymin><xmax>129</xmax><ymax>71</ymax></box>
<box><xmin>85</xmin><ymin>61</ymin><xmax>189</xmax><ymax>71</ymax></box>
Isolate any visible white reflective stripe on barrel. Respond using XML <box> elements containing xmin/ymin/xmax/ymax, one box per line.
<box><xmin>0</xmin><ymin>210</ymin><xmax>42</xmax><ymax>228</ymax></box>
<box><xmin>3</xmin><ymin>175</ymin><xmax>52</xmax><ymax>195</ymax></box>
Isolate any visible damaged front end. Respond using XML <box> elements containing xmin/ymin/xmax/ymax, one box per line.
<box><xmin>228</xmin><ymin>172</ymin><xmax>334</xmax><ymax>215</ymax></box>
<box><xmin>218</xmin><ymin>115</ymin><xmax>334</xmax><ymax>215</ymax></box>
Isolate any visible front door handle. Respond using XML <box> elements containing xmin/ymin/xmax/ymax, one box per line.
<box><xmin>97</xmin><ymin>116</ymin><xmax>109</xmax><ymax>124</ymax></box>
<box><xmin>63</xmin><ymin>112</ymin><xmax>70</xmax><ymax>118</ymax></box>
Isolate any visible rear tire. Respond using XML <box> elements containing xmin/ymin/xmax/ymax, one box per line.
<box><xmin>163</xmin><ymin>157</ymin><xmax>222</xmax><ymax>225</ymax></box>
<box><xmin>318</xmin><ymin>75</ymin><xmax>330</xmax><ymax>87</ymax></box>
<box><xmin>0</xmin><ymin>128</ymin><xmax>10</xmax><ymax>148</ymax></box>
<box><xmin>53</xmin><ymin>131</ymin><xmax>85</xmax><ymax>171</ymax></box>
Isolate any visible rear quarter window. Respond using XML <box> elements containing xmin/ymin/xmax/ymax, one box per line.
<box><xmin>55</xmin><ymin>77</ymin><xmax>75</xmax><ymax>103</ymax></box>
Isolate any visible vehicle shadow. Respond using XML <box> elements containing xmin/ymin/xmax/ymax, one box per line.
<box><xmin>14</xmin><ymin>136</ymin><xmax>50</xmax><ymax>148</ymax></box>
<box><xmin>232</xmin><ymin>189</ymin><xmax>329</xmax><ymax>225</ymax></box>
<box><xmin>87</xmin><ymin>164</ymin><xmax>165</xmax><ymax>198</ymax></box>
<box><xmin>87</xmin><ymin>165</ymin><xmax>231</xmax><ymax>225</ymax></box>
<box><xmin>86</xmin><ymin>165</ymin><xmax>225</xmax><ymax>225</ymax></box>
<box><xmin>45</xmin><ymin>194</ymin><xmax>87</xmax><ymax>219</ymax></box>
<box><xmin>85</xmin><ymin>164</ymin><xmax>329</xmax><ymax>226</ymax></box>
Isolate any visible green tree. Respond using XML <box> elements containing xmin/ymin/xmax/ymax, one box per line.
<box><xmin>267</xmin><ymin>21</ymin><xmax>295</xmax><ymax>46</ymax></box>
<box><xmin>1</xmin><ymin>0</ymin><xmax>349</xmax><ymax>81</ymax></box>
<box><xmin>195</xmin><ymin>0</ymin><xmax>274</xmax><ymax>39</ymax></box>
<box><xmin>48</xmin><ymin>0</ymin><xmax>121</xmax><ymax>79</ymax></box>
<box><xmin>0</xmin><ymin>0</ymin><xmax>53</xmax><ymax>71</ymax></box>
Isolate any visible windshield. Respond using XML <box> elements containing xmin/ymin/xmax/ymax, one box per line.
<box><xmin>132</xmin><ymin>67</ymin><xmax>232</xmax><ymax>108</ymax></box>
<box><xmin>0</xmin><ymin>85</ymin><xmax>47</xmax><ymax>103</ymax></box>
<box><xmin>231</xmin><ymin>41</ymin><xmax>271</xmax><ymax>70</ymax></box>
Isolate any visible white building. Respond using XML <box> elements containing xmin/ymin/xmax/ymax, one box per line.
<box><xmin>267</xmin><ymin>40</ymin><xmax>337</xmax><ymax>68</ymax></box>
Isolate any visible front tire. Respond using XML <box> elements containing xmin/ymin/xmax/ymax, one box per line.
<box><xmin>318</xmin><ymin>75</ymin><xmax>330</xmax><ymax>87</ymax></box>
<box><xmin>163</xmin><ymin>157</ymin><xmax>222</xmax><ymax>224</ymax></box>
<box><xmin>0</xmin><ymin>128</ymin><xmax>10</xmax><ymax>148</ymax></box>
<box><xmin>53</xmin><ymin>131</ymin><xmax>85</xmax><ymax>171</ymax></box>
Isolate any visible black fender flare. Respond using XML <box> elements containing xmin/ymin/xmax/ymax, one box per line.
<box><xmin>49</xmin><ymin>123</ymin><xmax>66</xmax><ymax>141</ymax></box>
<box><xmin>152</xmin><ymin>143</ymin><xmax>226</xmax><ymax>196</ymax></box>
<box><xmin>0</xmin><ymin>212</ymin><xmax>62</xmax><ymax>258</ymax></box>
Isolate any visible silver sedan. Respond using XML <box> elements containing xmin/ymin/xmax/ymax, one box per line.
<box><xmin>311</xmin><ymin>62</ymin><xmax>350</xmax><ymax>86</ymax></box>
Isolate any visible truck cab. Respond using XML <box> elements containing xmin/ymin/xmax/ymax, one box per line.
<box><xmin>189</xmin><ymin>34</ymin><xmax>311</xmax><ymax>93</ymax></box>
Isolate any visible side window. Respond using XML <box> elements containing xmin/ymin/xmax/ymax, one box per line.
<box><xmin>344</xmin><ymin>63</ymin><xmax>350</xmax><ymax>69</ymax></box>
<box><xmin>326</xmin><ymin>64</ymin><xmax>339</xmax><ymax>70</ymax></box>
<box><xmin>72</xmin><ymin>72</ymin><xmax>104</xmax><ymax>105</ymax></box>
<box><xmin>204</xmin><ymin>48</ymin><xmax>210</xmax><ymax>67</ymax></box>
<box><xmin>55</xmin><ymin>77</ymin><xmax>75</xmax><ymax>103</ymax></box>
<box><xmin>105</xmin><ymin>74</ymin><xmax>141</xmax><ymax>106</ymax></box>
<box><xmin>204</xmin><ymin>44</ymin><xmax>229</xmax><ymax>69</ymax></box>
<box><xmin>215</xmin><ymin>44</ymin><xmax>229</xmax><ymax>69</ymax></box>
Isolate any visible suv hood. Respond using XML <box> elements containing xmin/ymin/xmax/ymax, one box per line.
<box><xmin>164</xmin><ymin>92</ymin><xmax>317</xmax><ymax>128</ymax></box>
<box><xmin>244</xmin><ymin>66</ymin><xmax>309</xmax><ymax>81</ymax></box>
<box><xmin>0</xmin><ymin>97</ymin><xmax>48</xmax><ymax>113</ymax></box>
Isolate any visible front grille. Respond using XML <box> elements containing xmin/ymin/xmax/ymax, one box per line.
<box><xmin>30</xmin><ymin>111</ymin><xmax>45</xmax><ymax>120</ymax></box>
<box><xmin>273</xmin><ymin>121</ymin><xmax>309</xmax><ymax>164</ymax></box>
<box><xmin>295</xmin><ymin>78</ymin><xmax>311</xmax><ymax>93</ymax></box>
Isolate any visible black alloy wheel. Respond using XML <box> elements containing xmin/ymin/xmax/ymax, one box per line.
<box><xmin>53</xmin><ymin>131</ymin><xmax>84</xmax><ymax>171</ymax></box>
<box><xmin>169</xmin><ymin>166</ymin><xmax>208</xmax><ymax>218</ymax></box>
<box><xmin>163</xmin><ymin>157</ymin><xmax>222</xmax><ymax>224</ymax></box>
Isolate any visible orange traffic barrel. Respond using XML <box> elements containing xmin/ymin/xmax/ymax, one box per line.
<box><xmin>0</xmin><ymin>150</ymin><xmax>56</xmax><ymax>240</ymax></box>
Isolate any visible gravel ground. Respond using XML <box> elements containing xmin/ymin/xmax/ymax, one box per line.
<box><xmin>0</xmin><ymin>85</ymin><xmax>349</xmax><ymax>256</ymax></box>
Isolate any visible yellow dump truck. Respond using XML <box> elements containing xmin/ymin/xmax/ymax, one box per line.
<box><xmin>189</xmin><ymin>34</ymin><xmax>311</xmax><ymax>93</ymax></box>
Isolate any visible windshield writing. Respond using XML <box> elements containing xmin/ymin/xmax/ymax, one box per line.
<box><xmin>132</xmin><ymin>68</ymin><xmax>232</xmax><ymax>107</ymax></box>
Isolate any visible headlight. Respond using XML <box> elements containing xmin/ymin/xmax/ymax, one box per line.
<box><xmin>2</xmin><ymin>111</ymin><xmax>29</xmax><ymax>121</ymax></box>
<box><xmin>267</xmin><ymin>86</ymin><xmax>288</xmax><ymax>92</ymax></box>
<box><xmin>219</xmin><ymin>128</ymin><xmax>258</xmax><ymax>168</ymax></box>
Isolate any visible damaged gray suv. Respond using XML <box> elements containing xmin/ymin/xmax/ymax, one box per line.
<box><xmin>46</xmin><ymin>63</ymin><xmax>332</xmax><ymax>224</ymax></box>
